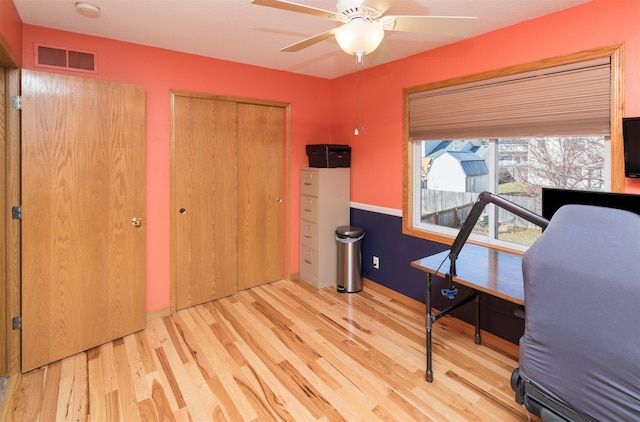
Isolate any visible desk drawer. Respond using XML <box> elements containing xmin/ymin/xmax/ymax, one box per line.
<box><xmin>300</xmin><ymin>220</ymin><xmax>319</xmax><ymax>248</ymax></box>
<box><xmin>300</xmin><ymin>195</ymin><xmax>318</xmax><ymax>222</ymax></box>
<box><xmin>300</xmin><ymin>169</ymin><xmax>319</xmax><ymax>197</ymax></box>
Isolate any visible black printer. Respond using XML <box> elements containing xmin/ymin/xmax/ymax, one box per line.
<box><xmin>306</xmin><ymin>144</ymin><xmax>351</xmax><ymax>168</ymax></box>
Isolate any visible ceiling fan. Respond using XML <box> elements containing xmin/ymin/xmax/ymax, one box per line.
<box><xmin>252</xmin><ymin>0</ymin><xmax>478</xmax><ymax>62</ymax></box>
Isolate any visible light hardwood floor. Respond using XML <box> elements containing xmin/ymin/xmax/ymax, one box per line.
<box><xmin>0</xmin><ymin>279</ymin><xmax>535</xmax><ymax>421</ymax></box>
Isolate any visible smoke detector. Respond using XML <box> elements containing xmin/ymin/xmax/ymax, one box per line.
<box><xmin>75</xmin><ymin>2</ymin><xmax>101</xmax><ymax>18</ymax></box>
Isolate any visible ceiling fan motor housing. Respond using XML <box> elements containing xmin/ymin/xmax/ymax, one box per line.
<box><xmin>335</xmin><ymin>0</ymin><xmax>382</xmax><ymax>23</ymax></box>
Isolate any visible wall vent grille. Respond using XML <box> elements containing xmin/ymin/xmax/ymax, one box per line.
<box><xmin>35</xmin><ymin>44</ymin><xmax>97</xmax><ymax>73</ymax></box>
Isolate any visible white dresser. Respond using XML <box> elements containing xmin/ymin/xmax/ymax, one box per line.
<box><xmin>299</xmin><ymin>168</ymin><xmax>350</xmax><ymax>289</ymax></box>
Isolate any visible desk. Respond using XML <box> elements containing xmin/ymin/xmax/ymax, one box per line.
<box><xmin>411</xmin><ymin>244</ymin><xmax>523</xmax><ymax>382</ymax></box>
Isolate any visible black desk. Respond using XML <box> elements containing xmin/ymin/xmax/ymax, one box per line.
<box><xmin>411</xmin><ymin>244</ymin><xmax>524</xmax><ymax>382</ymax></box>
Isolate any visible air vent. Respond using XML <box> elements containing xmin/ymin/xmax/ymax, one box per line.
<box><xmin>35</xmin><ymin>44</ymin><xmax>97</xmax><ymax>73</ymax></box>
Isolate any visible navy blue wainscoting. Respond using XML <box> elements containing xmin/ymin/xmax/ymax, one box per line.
<box><xmin>351</xmin><ymin>206</ymin><xmax>525</xmax><ymax>345</ymax></box>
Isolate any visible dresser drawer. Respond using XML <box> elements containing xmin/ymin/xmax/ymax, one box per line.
<box><xmin>300</xmin><ymin>195</ymin><xmax>318</xmax><ymax>222</ymax></box>
<box><xmin>300</xmin><ymin>169</ymin><xmax>319</xmax><ymax>197</ymax></box>
<box><xmin>300</xmin><ymin>245</ymin><xmax>318</xmax><ymax>276</ymax></box>
<box><xmin>300</xmin><ymin>220</ymin><xmax>319</xmax><ymax>248</ymax></box>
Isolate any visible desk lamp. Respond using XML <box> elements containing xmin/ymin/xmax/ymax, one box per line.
<box><xmin>445</xmin><ymin>191</ymin><xmax>550</xmax><ymax>297</ymax></box>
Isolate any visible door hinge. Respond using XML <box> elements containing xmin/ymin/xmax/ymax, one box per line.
<box><xmin>11</xmin><ymin>205</ymin><xmax>22</xmax><ymax>220</ymax></box>
<box><xmin>11</xmin><ymin>95</ymin><xmax>21</xmax><ymax>110</ymax></box>
<box><xmin>12</xmin><ymin>316</ymin><xmax>21</xmax><ymax>330</ymax></box>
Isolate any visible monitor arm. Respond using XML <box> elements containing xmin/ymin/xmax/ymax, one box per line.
<box><xmin>448</xmin><ymin>191</ymin><xmax>550</xmax><ymax>277</ymax></box>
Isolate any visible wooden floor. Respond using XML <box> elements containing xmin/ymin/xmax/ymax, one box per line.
<box><xmin>0</xmin><ymin>279</ymin><xmax>535</xmax><ymax>421</ymax></box>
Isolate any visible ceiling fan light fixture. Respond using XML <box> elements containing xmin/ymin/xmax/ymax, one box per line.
<box><xmin>334</xmin><ymin>18</ymin><xmax>384</xmax><ymax>58</ymax></box>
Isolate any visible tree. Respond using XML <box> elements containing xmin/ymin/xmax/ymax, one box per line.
<box><xmin>518</xmin><ymin>136</ymin><xmax>604</xmax><ymax>191</ymax></box>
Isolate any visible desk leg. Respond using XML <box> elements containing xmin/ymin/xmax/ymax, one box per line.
<box><xmin>425</xmin><ymin>273</ymin><xmax>433</xmax><ymax>383</ymax></box>
<box><xmin>474</xmin><ymin>294</ymin><xmax>481</xmax><ymax>345</ymax></box>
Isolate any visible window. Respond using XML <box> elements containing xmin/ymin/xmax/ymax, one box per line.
<box><xmin>403</xmin><ymin>45</ymin><xmax>624</xmax><ymax>251</ymax></box>
<box><xmin>415</xmin><ymin>136</ymin><xmax>606</xmax><ymax>249</ymax></box>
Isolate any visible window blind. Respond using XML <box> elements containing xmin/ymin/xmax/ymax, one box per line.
<box><xmin>409</xmin><ymin>57</ymin><xmax>611</xmax><ymax>140</ymax></box>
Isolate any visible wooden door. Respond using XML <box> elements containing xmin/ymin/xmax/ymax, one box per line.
<box><xmin>21</xmin><ymin>70</ymin><xmax>146</xmax><ymax>371</ymax></box>
<box><xmin>172</xmin><ymin>95</ymin><xmax>238</xmax><ymax>310</ymax></box>
<box><xmin>237</xmin><ymin>103</ymin><xmax>285</xmax><ymax>290</ymax></box>
<box><xmin>0</xmin><ymin>67</ymin><xmax>7</xmax><ymax>375</ymax></box>
<box><xmin>1</xmin><ymin>64</ymin><xmax>21</xmax><ymax>377</ymax></box>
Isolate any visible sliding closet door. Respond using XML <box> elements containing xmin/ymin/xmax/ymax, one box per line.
<box><xmin>237</xmin><ymin>103</ymin><xmax>284</xmax><ymax>290</ymax></box>
<box><xmin>172</xmin><ymin>94</ymin><xmax>286</xmax><ymax>309</ymax></box>
<box><xmin>173</xmin><ymin>95</ymin><xmax>238</xmax><ymax>310</ymax></box>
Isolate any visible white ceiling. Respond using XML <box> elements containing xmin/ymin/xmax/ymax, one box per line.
<box><xmin>13</xmin><ymin>0</ymin><xmax>593</xmax><ymax>79</ymax></box>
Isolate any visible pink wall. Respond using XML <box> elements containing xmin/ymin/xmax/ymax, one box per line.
<box><xmin>333</xmin><ymin>0</ymin><xmax>640</xmax><ymax>205</ymax></box>
<box><xmin>21</xmin><ymin>25</ymin><xmax>334</xmax><ymax>312</ymax></box>
<box><xmin>0</xmin><ymin>0</ymin><xmax>22</xmax><ymax>65</ymax></box>
<box><xmin>11</xmin><ymin>0</ymin><xmax>640</xmax><ymax>313</ymax></box>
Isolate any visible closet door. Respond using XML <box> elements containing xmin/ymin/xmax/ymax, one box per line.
<box><xmin>173</xmin><ymin>96</ymin><xmax>238</xmax><ymax>310</ymax></box>
<box><xmin>172</xmin><ymin>94</ymin><xmax>286</xmax><ymax>310</ymax></box>
<box><xmin>21</xmin><ymin>70</ymin><xmax>145</xmax><ymax>371</ymax></box>
<box><xmin>237</xmin><ymin>103</ymin><xmax>285</xmax><ymax>290</ymax></box>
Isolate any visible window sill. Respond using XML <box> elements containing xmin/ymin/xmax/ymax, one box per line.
<box><xmin>402</xmin><ymin>224</ymin><xmax>526</xmax><ymax>257</ymax></box>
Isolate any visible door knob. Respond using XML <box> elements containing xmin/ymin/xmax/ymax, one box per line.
<box><xmin>131</xmin><ymin>217</ymin><xmax>142</xmax><ymax>227</ymax></box>
<box><xmin>276</xmin><ymin>198</ymin><xmax>283</xmax><ymax>203</ymax></box>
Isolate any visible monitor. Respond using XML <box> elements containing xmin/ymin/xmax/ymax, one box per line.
<box><xmin>541</xmin><ymin>188</ymin><xmax>640</xmax><ymax>220</ymax></box>
<box><xmin>623</xmin><ymin>117</ymin><xmax>640</xmax><ymax>178</ymax></box>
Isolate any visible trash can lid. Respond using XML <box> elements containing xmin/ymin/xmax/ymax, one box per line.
<box><xmin>336</xmin><ymin>226</ymin><xmax>364</xmax><ymax>237</ymax></box>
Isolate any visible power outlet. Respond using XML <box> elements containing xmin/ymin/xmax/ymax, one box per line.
<box><xmin>372</xmin><ymin>256</ymin><xmax>380</xmax><ymax>270</ymax></box>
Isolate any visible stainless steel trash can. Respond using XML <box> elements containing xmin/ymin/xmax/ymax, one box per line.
<box><xmin>335</xmin><ymin>226</ymin><xmax>364</xmax><ymax>293</ymax></box>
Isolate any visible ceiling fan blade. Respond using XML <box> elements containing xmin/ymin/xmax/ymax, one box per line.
<box><xmin>387</xmin><ymin>16</ymin><xmax>478</xmax><ymax>37</ymax></box>
<box><xmin>251</xmin><ymin>0</ymin><xmax>335</xmax><ymax>19</ymax></box>
<box><xmin>280</xmin><ymin>30</ymin><xmax>336</xmax><ymax>52</ymax></box>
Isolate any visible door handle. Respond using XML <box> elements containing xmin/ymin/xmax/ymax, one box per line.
<box><xmin>131</xmin><ymin>217</ymin><xmax>142</xmax><ymax>227</ymax></box>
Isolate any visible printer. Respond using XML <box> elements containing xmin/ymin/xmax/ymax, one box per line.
<box><xmin>306</xmin><ymin>144</ymin><xmax>351</xmax><ymax>168</ymax></box>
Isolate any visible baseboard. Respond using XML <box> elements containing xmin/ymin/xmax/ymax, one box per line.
<box><xmin>146</xmin><ymin>307</ymin><xmax>171</xmax><ymax>323</ymax></box>
<box><xmin>290</xmin><ymin>271</ymin><xmax>300</xmax><ymax>281</ymax></box>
